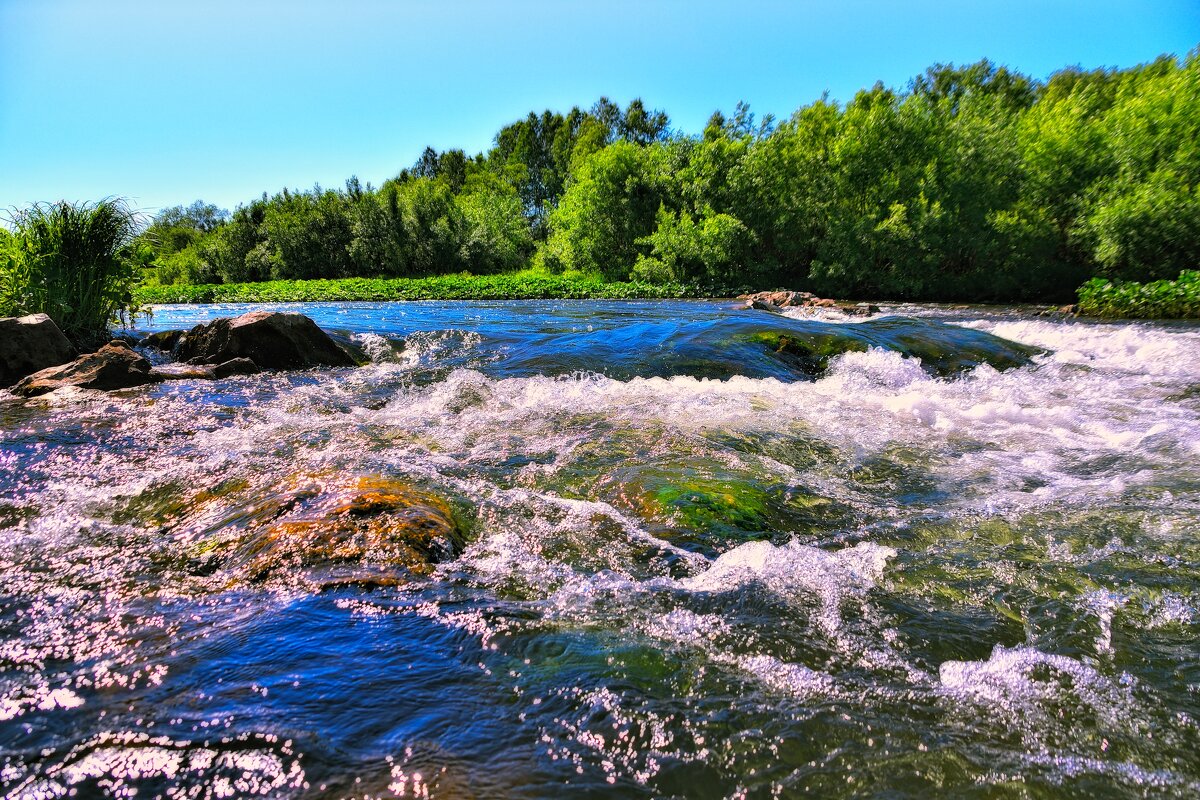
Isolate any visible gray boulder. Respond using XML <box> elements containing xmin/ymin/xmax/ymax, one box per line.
<box><xmin>0</xmin><ymin>314</ymin><xmax>76</xmax><ymax>386</ymax></box>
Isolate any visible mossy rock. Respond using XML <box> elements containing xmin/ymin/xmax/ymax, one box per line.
<box><xmin>743</xmin><ymin>318</ymin><xmax>1044</xmax><ymax>379</ymax></box>
<box><xmin>593</xmin><ymin>460</ymin><xmax>854</xmax><ymax>553</ymax></box>
<box><xmin>125</xmin><ymin>472</ymin><xmax>470</xmax><ymax>588</ymax></box>
<box><xmin>747</xmin><ymin>330</ymin><xmax>870</xmax><ymax>375</ymax></box>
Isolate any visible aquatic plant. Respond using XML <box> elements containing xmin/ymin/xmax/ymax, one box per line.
<box><xmin>2</xmin><ymin>199</ymin><xmax>141</xmax><ymax>344</ymax></box>
<box><xmin>1076</xmin><ymin>270</ymin><xmax>1200</xmax><ymax>319</ymax></box>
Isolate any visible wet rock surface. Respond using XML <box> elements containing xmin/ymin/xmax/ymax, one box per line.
<box><xmin>746</xmin><ymin>317</ymin><xmax>1044</xmax><ymax>378</ymax></box>
<box><xmin>187</xmin><ymin>474</ymin><xmax>468</xmax><ymax>587</ymax></box>
<box><xmin>11</xmin><ymin>340</ymin><xmax>157</xmax><ymax>397</ymax></box>
<box><xmin>149</xmin><ymin>357</ymin><xmax>262</xmax><ymax>382</ymax></box>
<box><xmin>139</xmin><ymin>329</ymin><xmax>184</xmax><ymax>351</ymax></box>
<box><xmin>0</xmin><ymin>313</ymin><xmax>77</xmax><ymax>386</ymax></box>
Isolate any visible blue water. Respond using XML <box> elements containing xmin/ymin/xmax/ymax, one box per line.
<box><xmin>2</xmin><ymin>301</ymin><xmax>1199</xmax><ymax>798</ymax></box>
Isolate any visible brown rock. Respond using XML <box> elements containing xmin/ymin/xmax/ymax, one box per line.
<box><xmin>173</xmin><ymin>311</ymin><xmax>356</xmax><ymax>370</ymax></box>
<box><xmin>0</xmin><ymin>314</ymin><xmax>77</xmax><ymax>387</ymax></box>
<box><xmin>200</xmin><ymin>475</ymin><xmax>466</xmax><ymax>585</ymax></box>
<box><xmin>11</xmin><ymin>340</ymin><xmax>159</xmax><ymax>397</ymax></box>
<box><xmin>748</xmin><ymin>298</ymin><xmax>784</xmax><ymax>313</ymax></box>
<box><xmin>140</xmin><ymin>329</ymin><xmax>184</xmax><ymax>351</ymax></box>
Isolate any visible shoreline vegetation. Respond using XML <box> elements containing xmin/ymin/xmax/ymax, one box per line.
<box><xmin>132</xmin><ymin>270</ymin><xmax>1200</xmax><ymax>319</ymax></box>
<box><xmin>1077</xmin><ymin>270</ymin><xmax>1200</xmax><ymax>319</ymax></box>
<box><xmin>4</xmin><ymin>52</ymin><xmax>1199</xmax><ymax>332</ymax></box>
<box><xmin>131</xmin><ymin>272</ymin><xmax>734</xmax><ymax>305</ymax></box>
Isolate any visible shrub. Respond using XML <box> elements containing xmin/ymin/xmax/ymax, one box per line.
<box><xmin>1076</xmin><ymin>270</ymin><xmax>1200</xmax><ymax>319</ymax></box>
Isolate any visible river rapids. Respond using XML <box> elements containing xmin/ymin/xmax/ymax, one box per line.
<box><xmin>1</xmin><ymin>300</ymin><xmax>1198</xmax><ymax>798</ymax></box>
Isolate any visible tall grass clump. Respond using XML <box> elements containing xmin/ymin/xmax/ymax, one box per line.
<box><xmin>2</xmin><ymin>199</ymin><xmax>141</xmax><ymax>346</ymax></box>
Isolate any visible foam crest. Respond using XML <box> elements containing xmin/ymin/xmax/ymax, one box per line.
<box><xmin>939</xmin><ymin>645</ymin><xmax>1137</xmax><ymax>726</ymax></box>
<box><xmin>681</xmin><ymin>541</ymin><xmax>895</xmax><ymax>634</ymax></box>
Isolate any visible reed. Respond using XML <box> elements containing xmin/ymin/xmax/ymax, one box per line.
<box><xmin>2</xmin><ymin>199</ymin><xmax>141</xmax><ymax>345</ymax></box>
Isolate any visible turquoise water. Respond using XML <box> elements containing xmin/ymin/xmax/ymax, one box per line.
<box><xmin>1</xmin><ymin>300</ymin><xmax>1198</xmax><ymax>798</ymax></box>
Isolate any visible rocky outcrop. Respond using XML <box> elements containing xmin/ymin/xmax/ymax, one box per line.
<box><xmin>174</xmin><ymin>311</ymin><xmax>356</xmax><ymax>369</ymax></box>
<box><xmin>11</xmin><ymin>340</ymin><xmax>158</xmax><ymax>397</ymax></box>
<box><xmin>0</xmin><ymin>314</ymin><xmax>76</xmax><ymax>387</ymax></box>
<box><xmin>741</xmin><ymin>291</ymin><xmax>881</xmax><ymax>317</ymax></box>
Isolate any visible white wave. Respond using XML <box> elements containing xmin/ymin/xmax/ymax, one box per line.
<box><xmin>939</xmin><ymin>645</ymin><xmax>1137</xmax><ymax>725</ymax></box>
<box><xmin>681</xmin><ymin>540</ymin><xmax>895</xmax><ymax>635</ymax></box>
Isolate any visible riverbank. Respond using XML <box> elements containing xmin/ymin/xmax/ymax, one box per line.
<box><xmin>132</xmin><ymin>273</ymin><xmax>739</xmax><ymax>305</ymax></box>
<box><xmin>133</xmin><ymin>272</ymin><xmax>1200</xmax><ymax>321</ymax></box>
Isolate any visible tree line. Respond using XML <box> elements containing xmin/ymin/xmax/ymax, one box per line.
<box><xmin>140</xmin><ymin>51</ymin><xmax>1199</xmax><ymax>302</ymax></box>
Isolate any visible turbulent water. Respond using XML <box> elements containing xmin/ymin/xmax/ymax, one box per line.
<box><xmin>1</xmin><ymin>299</ymin><xmax>1198</xmax><ymax>799</ymax></box>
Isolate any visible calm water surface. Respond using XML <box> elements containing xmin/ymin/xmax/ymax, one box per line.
<box><xmin>1</xmin><ymin>300</ymin><xmax>1198</xmax><ymax>798</ymax></box>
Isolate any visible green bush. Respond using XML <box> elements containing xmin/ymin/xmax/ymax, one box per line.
<box><xmin>1076</xmin><ymin>270</ymin><xmax>1200</xmax><ymax>319</ymax></box>
<box><xmin>2</xmin><ymin>199</ymin><xmax>141</xmax><ymax>344</ymax></box>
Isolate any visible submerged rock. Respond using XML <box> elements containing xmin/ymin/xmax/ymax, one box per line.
<box><xmin>593</xmin><ymin>461</ymin><xmax>850</xmax><ymax>553</ymax></box>
<box><xmin>174</xmin><ymin>311</ymin><xmax>357</xmax><ymax>370</ymax></box>
<box><xmin>747</xmin><ymin>318</ymin><xmax>1044</xmax><ymax>378</ymax></box>
<box><xmin>11</xmin><ymin>340</ymin><xmax>157</xmax><ymax>397</ymax></box>
<box><xmin>187</xmin><ymin>474</ymin><xmax>468</xmax><ymax>587</ymax></box>
<box><xmin>0</xmin><ymin>313</ymin><xmax>76</xmax><ymax>387</ymax></box>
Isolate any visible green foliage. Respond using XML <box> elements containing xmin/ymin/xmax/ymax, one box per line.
<box><xmin>2</xmin><ymin>199</ymin><xmax>141</xmax><ymax>344</ymax></box>
<box><xmin>128</xmin><ymin>53</ymin><xmax>1199</xmax><ymax>313</ymax></box>
<box><xmin>634</xmin><ymin>206</ymin><xmax>756</xmax><ymax>284</ymax></box>
<box><xmin>132</xmin><ymin>272</ymin><xmax>743</xmax><ymax>305</ymax></box>
<box><xmin>1076</xmin><ymin>271</ymin><xmax>1200</xmax><ymax>319</ymax></box>
<box><xmin>544</xmin><ymin>141</ymin><xmax>666</xmax><ymax>279</ymax></box>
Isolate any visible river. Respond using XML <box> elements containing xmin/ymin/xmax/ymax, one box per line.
<box><xmin>1</xmin><ymin>300</ymin><xmax>1198</xmax><ymax>798</ymax></box>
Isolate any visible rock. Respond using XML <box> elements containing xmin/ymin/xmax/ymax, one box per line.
<box><xmin>150</xmin><ymin>363</ymin><xmax>217</xmax><ymax>381</ymax></box>
<box><xmin>11</xmin><ymin>340</ymin><xmax>159</xmax><ymax>397</ymax></box>
<box><xmin>192</xmin><ymin>474</ymin><xmax>467</xmax><ymax>585</ymax></box>
<box><xmin>744</xmin><ymin>291</ymin><xmax>880</xmax><ymax>317</ymax></box>
<box><xmin>173</xmin><ymin>311</ymin><xmax>356</xmax><ymax>370</ymax></box>
<box><xmin>837</xmin><ymin>303</ymin><xmax>882</xmax><ymax>316</ymax></box>
<box><xmin>748</xmin><ymin>298</ymin><xmax>783</xmax><ymax>313</ymax></box>
<box><xmin>211</xmin><ymin>357</ymin><xmax>261</xmax><ymax>378</ymax></box>
<box><xmin>0</xmin><ymin>314</ymin><xmax>76</xmax><ymax>387</ymax></box>
<box><xmin>140</xmin><ymin>329</ymin><xmax>184</xmax><ymax>351</ymax></box>
<box><xmin>742</xmin><ymin>290</ymin><xmax>817</xmax><ymax>308</ymax></box>
<box><xmin>150</xmin><ymin>357</ymin><xmax>261</xmax><ymax>382</ymax></box>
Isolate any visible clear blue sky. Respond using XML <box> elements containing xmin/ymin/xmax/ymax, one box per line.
<box><xmin>2</xmin><ymin>0</ymin><xmax>1197</xmax><ymax>216</ymax></box>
